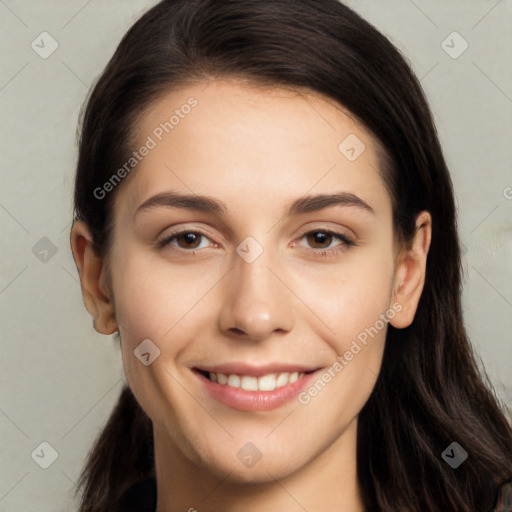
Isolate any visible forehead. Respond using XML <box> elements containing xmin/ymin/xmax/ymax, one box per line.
<box><xmin>114</xmin><ymin>79</ymin><xmax>391</xmax><ymax>221</ymax></box>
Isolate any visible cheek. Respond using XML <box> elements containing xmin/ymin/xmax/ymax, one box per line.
<box><xmin>296</xmin><ymin>268</ymin><xmax>391</xmax><ymax>424</ymax></box>
<box><xmin>110</xmin><ymin>245</ymin><xmax>225</xmax><ymax>397</ymax></box>
<box><xmin>293</xmin><ymin>247</ymin><xmax>394</xmax><ymax>409</ymax></box>
<box><xmin>110</xmin><ymin>243</ymin><xmax>211</xmax><ymax>340</ymax></box>
<box><xmin>300</xmin><ymin>248</ymin><xmax>395</xmax><ymax>343</ymax></box>
<box><xmin>109</xmin><ymin>245</ymin><xmax>208</xmax><ymax>423</ymax></box>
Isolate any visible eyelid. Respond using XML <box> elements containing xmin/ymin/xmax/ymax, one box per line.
<box><xmin>296</xmin><ymin>223</ymin><xmax>354</xmax><ymax>239</ymax></box>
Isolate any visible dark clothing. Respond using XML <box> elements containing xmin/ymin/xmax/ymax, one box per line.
<box><xmin>117</xmin><ymin>476</ymin><xmax>157</xmax><ymax>512</ymax></box>
<box><xmin>116</xmin><ymin>475</ymin><xmax>511</xmax><ymax>511</ymax></box>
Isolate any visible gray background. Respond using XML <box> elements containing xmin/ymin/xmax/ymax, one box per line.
<box><xmin>0</xmin><ymin>1</ymin><xmax>511</xmax><ymax>511</ymax></box>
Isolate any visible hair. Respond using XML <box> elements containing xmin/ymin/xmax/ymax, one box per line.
<box><xmin>71</xmin><ymin>1</ymin><xmax>512</xmax><ymax>510</ymax></box>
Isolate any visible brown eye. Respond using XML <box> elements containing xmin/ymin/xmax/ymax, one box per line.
<box><xmin>158</xmin><ymin>230</ymin><xmax>212</xmax><ymax>252</ymax></box>
<box><xmin>297</xmin><ymin>229</ymin><xmax>355</xmax><ymax>258</ymax></box>
<box><xmin>306</xmin><ymin>231</ymin><xmax>334</xmax><ymax>249</ymax></box>
<box><xmin>175</xmin><ymin>232</ymin><xmax>202</xmax><ymax>249</ymax></box>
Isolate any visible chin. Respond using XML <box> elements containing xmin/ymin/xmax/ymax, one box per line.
<box><xmin>212</xmin><ymin>459</ymin><xmax>299</xmax><ymax>485</ymax></box>
<box><xmin>195</xmin><ymin>441</ymin><xmax>306</xmax><ymax>484</ymax></box>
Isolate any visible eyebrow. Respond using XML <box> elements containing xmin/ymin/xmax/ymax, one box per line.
<box><xmin>134</xmin><ymin>190</ymin><xmax>376</xmax><ymax>219</ymax></box>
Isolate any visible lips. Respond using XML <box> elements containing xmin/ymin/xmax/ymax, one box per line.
<box><xmin>193</xmin><ymin>363</ymin><xmax>318</xmax><ymax>392</ymax></box>
<box><xmin>191</xmin><ymin>362</ymin><xmax>322</xmax><ymax>411</ymax></box>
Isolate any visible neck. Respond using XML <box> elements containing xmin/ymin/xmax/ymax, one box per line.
<box><xmin>153</xmin><ymin>419</ymin><xmax>365</xmax><ymax>512</ymax></box>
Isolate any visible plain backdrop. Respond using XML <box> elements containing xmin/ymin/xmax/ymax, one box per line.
<box><xmin>0</xmin><ymin>1</ymin><xmax>511</xmax><ymax>510</ymax></box>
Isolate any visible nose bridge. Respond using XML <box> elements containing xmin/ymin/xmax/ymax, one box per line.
<box><xmin>219</xmin><ymin>234</ymin><xmax>293</xmax><ymax>340</ymax></box>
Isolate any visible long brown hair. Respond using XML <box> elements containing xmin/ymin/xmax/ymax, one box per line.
<box><xmin>71</xmin><ymin>1</ymin><xmax>512</xmax><ymax>510</ymax></box>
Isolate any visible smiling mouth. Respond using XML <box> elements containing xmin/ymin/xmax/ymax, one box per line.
<box><xmin>194</xmin><ymin>368</ymin><xmax>316</xmax><ymax>392</ymax></box>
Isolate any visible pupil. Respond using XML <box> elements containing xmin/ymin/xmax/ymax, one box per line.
<box><xmin>309</xmin><ymin>232</ymin><xmax>330</xmax><ymax>248</ymax></box>
<box><xmin>180</xmin><ymin>232</ymin><xmax>199</xmax><ymax>248</ymax></box>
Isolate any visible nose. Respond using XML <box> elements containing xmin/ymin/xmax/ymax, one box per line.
<box><xmin>218</xmin><ymin>243</ymin><xmax>294</xmax><ymax>342</ymax></box>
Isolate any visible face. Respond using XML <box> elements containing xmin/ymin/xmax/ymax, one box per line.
<box><xmin>88</xmin><ymin>79</ymin><xmax>409</xmax><ymax>483</ymax></box>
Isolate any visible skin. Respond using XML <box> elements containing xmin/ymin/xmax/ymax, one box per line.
<box><xmin>71</xmin><ymin>79</ymin><xmax>431</xmax><ymax>512</ymax></box>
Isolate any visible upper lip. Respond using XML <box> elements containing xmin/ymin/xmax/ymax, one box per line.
<box><xmin>193</xmin><ymin>362</ymin><xmax>320</xmax><ymax>377</ymax></box>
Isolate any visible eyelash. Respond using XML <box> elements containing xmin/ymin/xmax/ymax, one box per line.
<box><xmin>157</xmin><ymin>228</ymin><xmax>356</xmax><ymax>258</ymax></box>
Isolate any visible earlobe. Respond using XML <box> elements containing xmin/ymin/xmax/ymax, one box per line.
<box><xmin>389</xmin><ymin>211</ymin><xmax>432</xmax><ymax>329</ymax></box>
<box><xmin>70</xmin><ymin>220</ymin><xmax>119</xmax><ymax>335</ymax></box>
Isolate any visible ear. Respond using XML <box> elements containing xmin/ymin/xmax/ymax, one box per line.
<box><xmin>70</xmin><ymin>220</ymin><xmax>118</xmax><ymax>335</ymax></box>
<box><xmin>389</xmin><ymin>211</ymin><xmax>432</xmax><ymax>329</ymax></box>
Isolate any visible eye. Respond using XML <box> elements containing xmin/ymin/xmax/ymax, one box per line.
<box><xmin>157</xmin><ymin>227</ymin><xmax>355</xmax><ymax>257</ymax></box>
<box><xmin>297</xmin><ymin>229</ymin><xmax>355</xmax><ymax>257</ymax></box>
<box><xmin>158</xmin><ymin>229</ymin><xmax>213</xmax><ymax>252</ymax></box>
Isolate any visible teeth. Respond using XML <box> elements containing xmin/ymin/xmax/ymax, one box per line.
<box><xmin>227</xmin><ymin>375</ymin><xmax>240</xmax><ymax>388</ymax></box>
<box><xmin>276</xmin><ymin>373</ymin><xmax>289</xmax><ymax>388</ymax></box>
<box><xmin>258</xmin><ymin>373</ymin><xmax>277</xmax><ymax>391</ymax></box>
<box><xmin>207</xmin><ymin>371</ymin><xmax>306</xmax><ymax>391</ymax></box>
<box><xmin>241</xmin><ymin>375</ymin><xmax>259</xmax><ymax>391</ymax></box>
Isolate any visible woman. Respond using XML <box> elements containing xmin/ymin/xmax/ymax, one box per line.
<box><xmin>69</xmin><ymin>0</ymin><xmax>512</xmax><ymax>510</ymax></box>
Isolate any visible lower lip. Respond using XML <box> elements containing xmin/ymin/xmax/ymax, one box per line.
<box><xmin>193</xmin><ymin>369</ymin><xmax>319</xmax><ymax>411</ymax></box>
